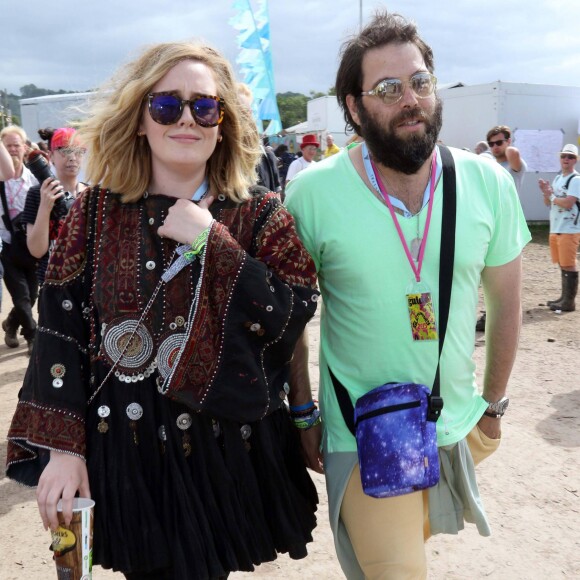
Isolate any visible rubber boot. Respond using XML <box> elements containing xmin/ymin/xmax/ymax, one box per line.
<box><xmin>550</xmin><ymin>271</ymin><xmax>577</xmax><ymax>312</ymax></box>
<box><xmin>547</xmin><ymin>269</ymin><xmax>565</xmax><ymax>306</ymax></box>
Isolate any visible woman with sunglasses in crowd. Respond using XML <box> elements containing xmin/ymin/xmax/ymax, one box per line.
<box><xmin>7</xmin><ymin>42</ymin><xmax>322</xmax><ymax>580</ymax></box>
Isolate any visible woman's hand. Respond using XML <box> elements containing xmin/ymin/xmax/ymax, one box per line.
<box><xmin>39</xmin><ymin>177</ymin><xmax>65</xmax><ymax>212</ymax></box>
<box><xmin>157</xmin><ymin>196</ymin><xmax>214</xmax><ymax>245</ymax></box>
<box><xmin>36</xmin><ymin>451</ymin><xmax>90</xmax><ymax>531</ymax></box>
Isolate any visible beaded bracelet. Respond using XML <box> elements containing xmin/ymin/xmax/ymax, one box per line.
<box><xmin>183</xmin><ymin>227</ymin><xmax>211</xmax><ymax>261</ymax></box>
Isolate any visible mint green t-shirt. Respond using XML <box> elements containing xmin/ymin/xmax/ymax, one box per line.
<box><xmin>286</xmin><ymin>147</ymin><xmax>531</xmax><ymax>452</ymax></box>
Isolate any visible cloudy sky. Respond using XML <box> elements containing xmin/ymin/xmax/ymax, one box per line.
<box><xmin>2</xmin><ymin>0</ymin><xmax>580</xmax><ymax>97</ymax></box>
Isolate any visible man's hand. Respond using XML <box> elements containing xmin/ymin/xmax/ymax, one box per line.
<box><xmin>289</xmin><ymin>331</ymin><xmax>323</xmax><ymax>472</ymax></box>
<box><xmin>477</xmin><ymin>414</ymin><xmax>501</xmax><ymax>440</ymax></box>
<box><xmin>538</xmin><ymin>178</ymin><xmax>552</xmax><ymax>196</ymax></box>
<box><xmin>538</xmin><ymin>179</ymin><xmax>553</xmax><ymax>207</ymax></box>
<box><xmin>298</xmin><ymin>423</ymin><xmax>324</xmax><ymax>473</ymax></box>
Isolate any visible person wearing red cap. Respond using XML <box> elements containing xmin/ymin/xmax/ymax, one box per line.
<box><xmin>22</xmin><ymin>128</ymin><xmax>87</xmax><ymax>286</ymax></box>
<box><xmin>285</xmin><ymin>134</ymin><xmax>319</xmax><ymax>185</ymax></box>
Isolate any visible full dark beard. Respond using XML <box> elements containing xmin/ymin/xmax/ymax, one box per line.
<box><xmin>360</xmin><ymin>97</ymin><xmax>443</xmax><ymax>175</ymax></box>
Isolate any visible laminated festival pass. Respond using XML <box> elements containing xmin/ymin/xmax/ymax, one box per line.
<box><xmin>407</xmin><ymin>292</ymin><xmax>438</xmax><ymax>341</ymax></box>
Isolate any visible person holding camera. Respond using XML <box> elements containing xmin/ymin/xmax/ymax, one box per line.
<box><xmin>23</xmin><ymin>128</ymin><xmax>86</xmax><ymax>286</ymax></box>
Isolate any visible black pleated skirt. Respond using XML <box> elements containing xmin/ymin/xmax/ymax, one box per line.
<box><xmin>86</xmin><ymin>378</ymin><xmax>318</xmax><ymax>579</ymax></box>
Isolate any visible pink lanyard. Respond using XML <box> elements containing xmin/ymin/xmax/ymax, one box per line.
<box><xmin>7</xmin><ymin>179</ymin><xmax>25</xmax><ymax>217</ymax></box>
<box><xmin>370</xmin><ymin>152</ymin><xmax>437</xmax><ymax>283</ymax></box>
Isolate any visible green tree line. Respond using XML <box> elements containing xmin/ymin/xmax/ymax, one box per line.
<box><xmin>1</xmin><ymin>84</ymin><xmax>85</xmax><ymax>127</ymax></box>
<box><xmin>277</xmin><ymin>88</ymin><xmax>335</xmax><ymax>129</ymax></box>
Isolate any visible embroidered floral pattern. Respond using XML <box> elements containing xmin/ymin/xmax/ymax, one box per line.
<box><xmin>97</xmin><ymin>199</ymin><xmax>142</xmax><ymax>313</ymax></box>
<box><xmin>255</xmin><ymin>204</ymin><xmax>317</xmax><ymax>288</ymax></box>
<box><xmin>7</xmin><ymin>400</ymin><xmax>86</xmax><ymax>463</ymax></box>
<box><xmin>44</xmin><ymin>192</ymin><xmax>91</xmax><ymax>285</ymax></box>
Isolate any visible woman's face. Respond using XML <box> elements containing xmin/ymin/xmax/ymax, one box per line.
<box><xmin>140</xmin><ymin>60</ymin><xmax>222</xmax><ymax>179</ymax></box>
<box><xmin>51</xmin><ymin>146</ymin><xmax>84</xmax><ymax>181</ymax></box>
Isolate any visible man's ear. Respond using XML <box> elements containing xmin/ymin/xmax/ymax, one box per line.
<box><xmin>346</xmin><ymin>94</ymin><xmax>361</xmax><ymax>127</ymax></box>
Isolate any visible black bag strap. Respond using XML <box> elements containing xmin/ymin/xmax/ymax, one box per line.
<box><xmin>562</xmin><ymin>173</ymin><xmax>580</xmax><ymax>226</ymax></box>
<box><xmin>329</xmin><ymin>145</ymin><xmax>456</xmax><ymax>434</ymax></box>
<box><xmin>563</xmin><ymin>173</ymin><xmax>578</xmax><ymax>190</ymax></box>
<box><xmin>0</xmin><ymin>181</ymin><xmax>15</xmax><ymax>234</ymax></box>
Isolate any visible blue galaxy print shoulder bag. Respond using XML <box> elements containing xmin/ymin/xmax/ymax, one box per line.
<box><xmin>329</xmin><ymin>145</ymin><xmax>456</xmax><ymax>498</ymax></box>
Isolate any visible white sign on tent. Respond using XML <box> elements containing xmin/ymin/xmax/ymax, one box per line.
<box><xmin>513</xmin><ymin>129</ymin><xmax>563</xmax><ymax>173</ymax></box>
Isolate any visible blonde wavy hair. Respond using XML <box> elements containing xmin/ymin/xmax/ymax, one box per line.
<box><xmin>78</xmin><ymin>41</ymin><xmax>261</xmax><ymax>203</ymax></box>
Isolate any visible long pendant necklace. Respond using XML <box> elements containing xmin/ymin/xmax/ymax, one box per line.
<box><xmin>376</xmin><ymin>166</ymin><xmax>428</xmax><ymax>262</ymax></box>
<box><xmin>410</xmin><ymin>213</ymin><xmax>422</xmax><ymax>262</ymax></box>
<box><xmin>361</xmin><ymin>142</ymin><xmax>438</xmax><ymax>266</ymax></box>
<box><xmin>371</xmin><ymin>154</ymin><xmax>437</xmax><ymax>283</ymax></box>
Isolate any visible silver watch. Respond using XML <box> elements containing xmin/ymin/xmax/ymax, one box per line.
<box><xmin>484</xmin><ymin>396</ymin><xmax>509</xmax><ymax>417</ymax></box>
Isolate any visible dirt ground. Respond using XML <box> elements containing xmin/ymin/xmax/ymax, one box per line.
<box><xmin>0</xmin><ymin>225</ymin><xmax>578</xmax><ymax>579</ymax></box>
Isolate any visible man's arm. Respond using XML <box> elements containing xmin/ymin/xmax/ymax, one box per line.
<box><xmin>552</xmin><ymin>193</ymin><xmax>578</xmax><ymax>211</ymax></box>
<box><xmin>506</xmin><ymin>146</ymin><xmax>524</xmax><ymax>172</ymax></box>
<box><xmin>538</xmin><ymin>178</ymin><xmax>578</xmax><ymax>210</ymax></box>
<box><xmin>0</xmin><ymin>140</ymin><xmax>15</xmax><ymax>180</ymax></box>
<box><xmin>479</xmin><ymin>255</ymin><xmax>523</xmax><ymax>438</ymax></box>
<box><xmin>289</xmin><ymin>330</ymin><xmax>324</xmax><ymax>473</ymax></box>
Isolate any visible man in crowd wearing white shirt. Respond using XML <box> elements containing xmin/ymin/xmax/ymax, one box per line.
<box><xmin>0</xmin><ymin>126</ymin><xmax>39</xmax><ymax>354</ymax></box>
<box><xmin>0</xmin><ymin>137</ymin><xmax>16</xmax><ymax>311</ymax></box>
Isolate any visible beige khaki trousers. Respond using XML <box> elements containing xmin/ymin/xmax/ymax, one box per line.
<box><xmin>340</xmin><ymin>425</ymin><xmax>500</xmax><ymax>580</ymax></box>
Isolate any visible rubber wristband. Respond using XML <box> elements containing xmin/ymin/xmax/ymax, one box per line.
<box><xmin>183</xmin><ymin>226</ymin><xmax>211</xmax><ymax>261</ymax></box>
<box><xmin>293</xmin><ymin>409</ymin><xmax>321</xmax><ymax>430</ymax></box>
<box><xmin>289</xmin><ymin>401</ymin><xmax>315</xmax><ymax>412</ymax></box>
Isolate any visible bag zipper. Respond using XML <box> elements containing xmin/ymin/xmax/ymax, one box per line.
<box><xmin>356</xmin><ymin>400</ymin><xmax>421</xmax><ymax>426</ymax></box>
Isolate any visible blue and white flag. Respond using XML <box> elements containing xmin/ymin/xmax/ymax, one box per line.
<box><xmin>230</xmin><ymin>0</ymin><xmax>282</xmax><ymax>135</ymax></box>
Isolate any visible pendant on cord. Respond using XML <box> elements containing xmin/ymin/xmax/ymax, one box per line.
<box><xmin>410</xmin><ymin>237</ymin><xmax>422</xmax><ymax>261</ymax></box>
